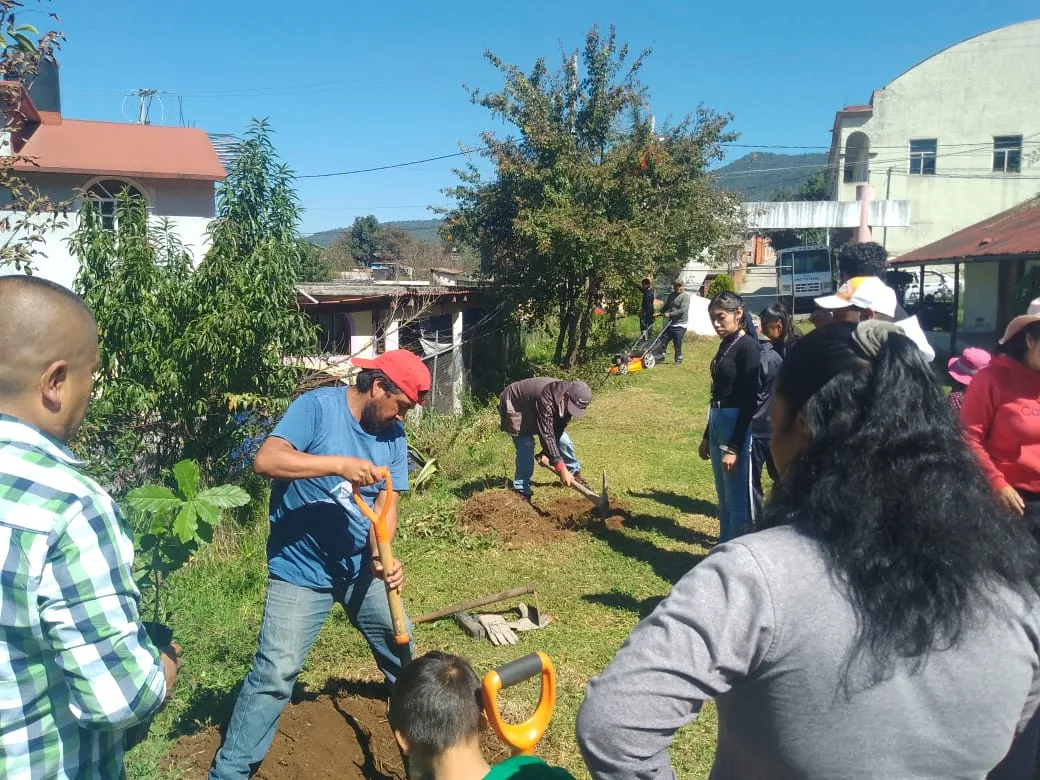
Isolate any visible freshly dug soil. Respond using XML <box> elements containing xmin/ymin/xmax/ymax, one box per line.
<box><xmin>166</xmin><ymin>685</ymin><xmax>512</xmax><ymax>779</ymax></box>
<box><xmin>458</xmin><ymin>489</ymin><xmax>629</xmax><ymax>547</ymax></box>
<box><xmin>166</xmin><ymin>688</ymin><xmax>405</xmax><ymax>780</ymax></box>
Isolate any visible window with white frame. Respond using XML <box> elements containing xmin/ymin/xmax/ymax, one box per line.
<box><xmin>86</xmin><ymin>179</ymin><xmax>146</xmax><ymax>230</ymax></box>
<box><xmin>993</xmin><ymin>136</ymin><xmax>1022</xmax><ymax>173</ymax></box>
<box><xmin>908</xmin><ymin>139</ymin><xmax>937</xmax><ymax>175</ymax></box>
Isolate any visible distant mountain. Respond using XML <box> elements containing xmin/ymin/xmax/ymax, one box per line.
<box><xmin>307</xmin><ymin>219</ymin><xmax>443</xmax><ymax>248</ymax></box>
<box><xmin>713</xmin><ymin>152</ymin><xmax>828</xmax><ymax>200</ymax></box>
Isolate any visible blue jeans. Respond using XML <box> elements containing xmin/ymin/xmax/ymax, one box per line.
<box><xmin>511</xmin><ymin>433</ymin><xmax>580</xmax><ymax>495</ymax></box>
<box><xmin>209</xmin><ymin>572</ymin><xmax>413</xmax><ymax>780</ymax></box>
<box><xmin>709</xmin><ymin>407</ymin><xmax>753</xmax><ymax>544</ymax></box>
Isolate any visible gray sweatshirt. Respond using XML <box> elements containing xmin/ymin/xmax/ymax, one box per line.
<box><xmin>577</xmin><ymin>525</ymin><xmax>1040</xmax><ymax>780</ymax></box>
<box><xmin>660</xmin><ymin>290</ymin><xmax>690</xmax><ymax>327</ymax></box>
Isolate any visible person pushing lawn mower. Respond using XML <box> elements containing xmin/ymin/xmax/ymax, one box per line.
<box><xmin>499</xmin><ymin>378</ymin><xmax>591</xmax><ymax>501</ymax></box>
<box><xmin>655</xmin><ymin>279</ymin><xmax>690</xmax><ymax>365</ymax></box>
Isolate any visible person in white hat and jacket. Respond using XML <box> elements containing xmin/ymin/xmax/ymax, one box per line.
<box><xmin>813</xmin><ymin>276</ymin><xmax>936</xmax><ymax>362</ymax></box>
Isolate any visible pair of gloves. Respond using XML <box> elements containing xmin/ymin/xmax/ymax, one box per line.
<box><xmin>476</xmin><ymin>604</ymin><xmax>551</xmax><ymax>646</ymax></box>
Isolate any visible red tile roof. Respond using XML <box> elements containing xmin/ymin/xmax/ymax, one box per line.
<box><xmin>842</xmin><ymin>104</ymin><xmax>872</xmax><ymax>112</ymax></box>
<box><xmin>13</xmin><ymin>117</ymin><xmax>226</xmax><ymax>181</ymax></box>
<box><xmin>892</xmin><ymin>197</ymin><xmax>1040</xmax><ymax>264</ymax></box>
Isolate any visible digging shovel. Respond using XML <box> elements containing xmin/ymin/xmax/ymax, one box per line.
<box><xmin>351</xmin><ymin>468</ymin><xmax>411</xmax><ymax>660</ymax></box>
<box><xmin>536</xmin><ymin>454</ymin><xmax>609</xmax><ymax>519</ymax></box>
<box><xmin>352</xmin><ymin>469</ymin><xmax>415</xmax><ymax>780</ymax></box>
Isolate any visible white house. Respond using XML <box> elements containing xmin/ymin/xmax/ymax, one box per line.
<box><xmin>826</xmin><ymin>18</ymin><xmax>1040</xmax><ymax>339</ymax></box>
<box><xmin>0</xmin><ymin>63</ymin><xmax>225</xmax><ymax>289</ymax></box>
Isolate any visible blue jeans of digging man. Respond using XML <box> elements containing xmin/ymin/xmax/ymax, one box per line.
<box><xmin>511</xmin><ymin>433</ymin><xmax>580</xmax><ymax>495</ymax></box>
<box><xmin>709</xmin><ymin>407</ymin><xmax>753</xmax><ymax>544</ymax></box>
<box><xmin>209</xmin><ymin>572</ymin><xmax>413</xmax><ymax>780</ymax></box>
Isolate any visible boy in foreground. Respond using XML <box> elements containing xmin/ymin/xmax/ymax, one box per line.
<box><xmin>389</xmin><ymin>652</ymin><xmax>575</xmax><ymax>780</ymax></box>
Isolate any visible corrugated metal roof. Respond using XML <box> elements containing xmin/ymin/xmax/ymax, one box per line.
<box><xmin>892</xmin><ymin>197</ymin><xmax>1040</xmax><ymax>265</ymax></box>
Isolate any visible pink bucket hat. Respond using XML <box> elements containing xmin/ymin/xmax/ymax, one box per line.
<box><xmin>947</xmin><ymin>347</ymin><xmax>991</xmax><ymax>386</ymax></box>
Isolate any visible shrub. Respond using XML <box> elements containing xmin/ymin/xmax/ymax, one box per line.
<box><xmin>706</xmin><ymin>273</ymin><xmax>735</xmax><ymax>300</ymax></box>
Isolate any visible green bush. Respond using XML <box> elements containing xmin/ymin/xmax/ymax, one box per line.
<box><xmin>706</xmin><ymin>273</ymin><xmax>735</xmax><ymax>300</ymax></box>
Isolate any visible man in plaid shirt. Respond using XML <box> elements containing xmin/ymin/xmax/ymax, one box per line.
<box><xmin>0</xmin><ymin>277</ymin><xmax>181</xmax><ymax>778</ymax></box>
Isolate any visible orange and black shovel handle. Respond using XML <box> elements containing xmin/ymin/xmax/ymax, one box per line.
<box><xmin>482</xmin><ymin>651</ymin><xmax>556</xmax><ymax>756</ymax></box>
<box><xmin>352</xmin><ymin>467</ymin><xmax>410</xmax><ymax>649</ymax></box>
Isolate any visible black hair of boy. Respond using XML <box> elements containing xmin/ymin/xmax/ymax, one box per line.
<box><xmin>838</xmin><ymin>242</ymin><xmax>888</xmax><ymax>280</ymax></box>
<box><xmin>388</xmin><ymin>652</ymin><xmax>483</xmax><ymax>755</ymax></box>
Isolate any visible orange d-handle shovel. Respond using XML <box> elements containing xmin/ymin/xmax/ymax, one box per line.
<box><xmin>482</xmin><ymin>651</ymin><xmax>556</xmax><ymax>756</ymax></box>
<box><xmin>351</xmin><ymin>468</ymin><xmax>411</xmax><ymax>652</ymax></box>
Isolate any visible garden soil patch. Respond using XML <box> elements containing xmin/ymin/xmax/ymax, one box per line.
<box><xmin>458</xmin><ymin>489</ymin><xmax>629</xmax><ymax>547</ymax></box>
<box><xmin>166</xmin><ymin>689</ymin><xmax>406</xmax><ymax>780</ymax></box>
<box><xmin>165</xmin><ymin>686</ymin><xmax>513</xmax><ymax>779</ymax></box>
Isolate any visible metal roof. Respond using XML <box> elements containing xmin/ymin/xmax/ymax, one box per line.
<box><xmin>892</xmin><ymin>197</ymin><xmax>1040</xmax><ymax>265</ymax></box>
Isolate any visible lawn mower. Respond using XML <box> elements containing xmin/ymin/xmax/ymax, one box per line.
<box><xmin>607</xmin><ymin>323</ymin><xmax>668</xmax><ymax>375</ymax></box>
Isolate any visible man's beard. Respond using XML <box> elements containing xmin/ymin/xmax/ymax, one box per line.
<box><xmin>360</xmin><ymin>401</ymin><xmax>392</xmax><ymax>434</ymax></box>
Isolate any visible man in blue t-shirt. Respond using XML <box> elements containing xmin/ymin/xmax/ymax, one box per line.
<box><xmin>210</xmin><ymin>350</ymin><xmax>431</xmax><ymax>780</ymax></box>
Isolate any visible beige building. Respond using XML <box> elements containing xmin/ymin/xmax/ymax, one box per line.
<box><xmin>826</xmin><ymin>18</ymin><xmax>1040</xmax><ymax>335</ymax></box>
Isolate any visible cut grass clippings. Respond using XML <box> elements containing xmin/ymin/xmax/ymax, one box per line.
<box><xmin>129</xmin><ymin>333</ymin><xmax>724</xmax><ymax>780</ymax></box>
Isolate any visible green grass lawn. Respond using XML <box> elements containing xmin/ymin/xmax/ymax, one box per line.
<box><xmin>129</xmin><ymin>334</ymin><xmax>726</xmax><ymax>779</ymax></box>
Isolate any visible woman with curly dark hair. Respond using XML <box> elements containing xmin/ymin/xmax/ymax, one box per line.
<box><xmin>578</xmin><ymin>321</ymin><xmax>1040</xmax><ymax>780</ymax></box>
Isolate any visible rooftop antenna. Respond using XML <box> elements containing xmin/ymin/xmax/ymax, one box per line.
<box><xmin>129</xmin><ymin>88</ymin><xmax>158</xmax><ymax>124</ymax></box>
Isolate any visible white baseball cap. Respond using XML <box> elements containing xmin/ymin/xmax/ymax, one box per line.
<box><xmin>814</xmin><ymin>276</ymin><xmax>898</xmax><ymax>318</ymax></box>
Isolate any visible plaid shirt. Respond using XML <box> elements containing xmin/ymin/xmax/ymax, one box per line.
<box><xmin>0</xmin><ymin>415</ymin><xmax>165</xmax><ymax>779</ymax></box>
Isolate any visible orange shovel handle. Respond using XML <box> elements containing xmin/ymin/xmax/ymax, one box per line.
<box><xmin>352</xmin><ymin>468</ymin><xmax>409</xmax><ymax>647</ymax></box>
<box><xmin>482</xmin><ymin>651</ymin><xmax>556</xmax><ymax>756</ymax></box>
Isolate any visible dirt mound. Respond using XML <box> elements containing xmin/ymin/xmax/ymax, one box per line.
<box><xmin>166</xmin><ymin>689</ymin><xmax>405</xmax><ymax>780</ymax></box>
<box><xmin>458</xmin><ymin>489</ymin><xmax>628</xmax><ymax>547</ymax></box>
<box><xmin>166</xmin><ymin>684</ymin><xmax>514</xmax><ymax>779</ymax></box>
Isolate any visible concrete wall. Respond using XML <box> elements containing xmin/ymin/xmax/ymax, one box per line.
<box><xmin>961</xmin><ymin>262</ymin><xmax>1000</xmax><ymax>333</ymax></box>
<box><xmin>348</xmin><ymin>311</ymin><xmax>376</xmax><ymax>359</ymax></box>
<box><xmin>0</xmin><ymin>171</ymin><xmax>217</xmax><ymax>290</ymax></box>
<box><xmin>831</xmin><ymin>20</ymin><xmax>1040</xmax><ymax>258</ymax></box>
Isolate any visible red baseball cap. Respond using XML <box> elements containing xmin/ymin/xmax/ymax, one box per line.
<box><xmin>352</xmin><ymin>350</ymin><xmax>432</xmax><ymax>405</ymax></box>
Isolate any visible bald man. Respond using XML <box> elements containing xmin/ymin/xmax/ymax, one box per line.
<box><xmin>0</xmin><ymin>276</ymin><xmax>180</xmax><ymax>778</ymax></box>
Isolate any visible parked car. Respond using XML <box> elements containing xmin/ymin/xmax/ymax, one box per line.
<box><xmin>898</xmin><ymin>270</ymin><xmax>961</xmax><ymax>304</ymax></box>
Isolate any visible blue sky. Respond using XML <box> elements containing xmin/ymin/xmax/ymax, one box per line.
<box><xmin>42</xmin><ymin>0</ymin><xmax>1038</xmax><ymax>235</ymax></box>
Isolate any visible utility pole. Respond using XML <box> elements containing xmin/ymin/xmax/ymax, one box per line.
<box><xmin>130</xmin><ymin>88</ymin><xmax>158</xmax><ymax>124</ymax></box>
<box><xmin>881</xmin><ymin>167</ymin><xmax>893</xmax><ymax>249</ymax></box>
<box><xmin>568</xmin><ymin>53</ymin><xmax>578</xmax><ymax>136</ymax></box>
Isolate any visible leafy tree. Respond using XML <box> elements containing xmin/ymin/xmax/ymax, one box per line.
<box><xmin>71</xmin><ymin>120</ymin><xmax>316</xmax><ymax>486</ymax></box>
<box><xmin>298</xmin><ymin>239</ymin><xmax>332</xmax><ymax>281</ymax></box>
<box><xmin>324</xmin><ymin>233</ymin><xmax>356</xmax><ymax>273</ymax></box>
<box><xmin>0</xmin><ymin>1</ymin><xmax>67</xmax><ymax>274</ymax></box>
<box><xmin>443</xmin><ymin>25</ymin><xmax>739</xmax><ymax>366</ymax></box>
<box><xmin>771</xmin><ymin>171</ymin><xmax>828</xmax><ymax>202</ymax></box>
<box><xmin>348</xmin><ymin>214</ymin><xmax>380</xmax><ymax>266</ymax></box>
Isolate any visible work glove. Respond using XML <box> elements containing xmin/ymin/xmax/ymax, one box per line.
<box><xmin>477</xmin><ymin>614</ymin><xmax>518</xmax><ymax>646</ymax></box>
<box><xmin>505</xmin><ymin>603</ymin><xmax>552</xmax><ymax>633</ymax></box>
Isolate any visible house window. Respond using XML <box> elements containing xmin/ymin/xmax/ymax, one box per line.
<box><xmin>908</xmin><ymin>139</ymin><xmax>937</xmax><ymax>175</ymax></box>
<box><xmin>993</xmin><ymin>135</ymin><xmax>1022</xmax><ymax>173</ymax></box>
<box><xmin>315</xmin><ymin>311</ymin><xmax>351</xmax><ymax>354</ymax></box>
<box><xmin>86</xmin><ymin>179</ymin><xmax>146</xmax><ymax>230</ymax></box>
<box><xmin>843</xmin><ymin>132</ymin><xmax>870</xmax><ymax>183</ymax></box>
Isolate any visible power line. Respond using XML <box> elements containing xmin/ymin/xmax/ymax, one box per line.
<box><xmin>297</xmin><ymin>151</ymin><xmax>476</xmax><ymax>179</ymax></box>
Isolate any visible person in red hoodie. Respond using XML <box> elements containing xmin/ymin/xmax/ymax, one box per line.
<box><xmin>962</xmin><ymin>298</ymin><xmax>1040</xmax><ymax>520</ymax></box>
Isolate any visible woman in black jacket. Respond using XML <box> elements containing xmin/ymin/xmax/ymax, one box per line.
<box><xmin>699</xmin><ymin>292</ymin><xmax>760</xmax><ymax>542</ymax></box>
<box><xmin>751</xmin><ymin>303</ymin><xmax>803</xmax><ymax>522</ymax></box>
